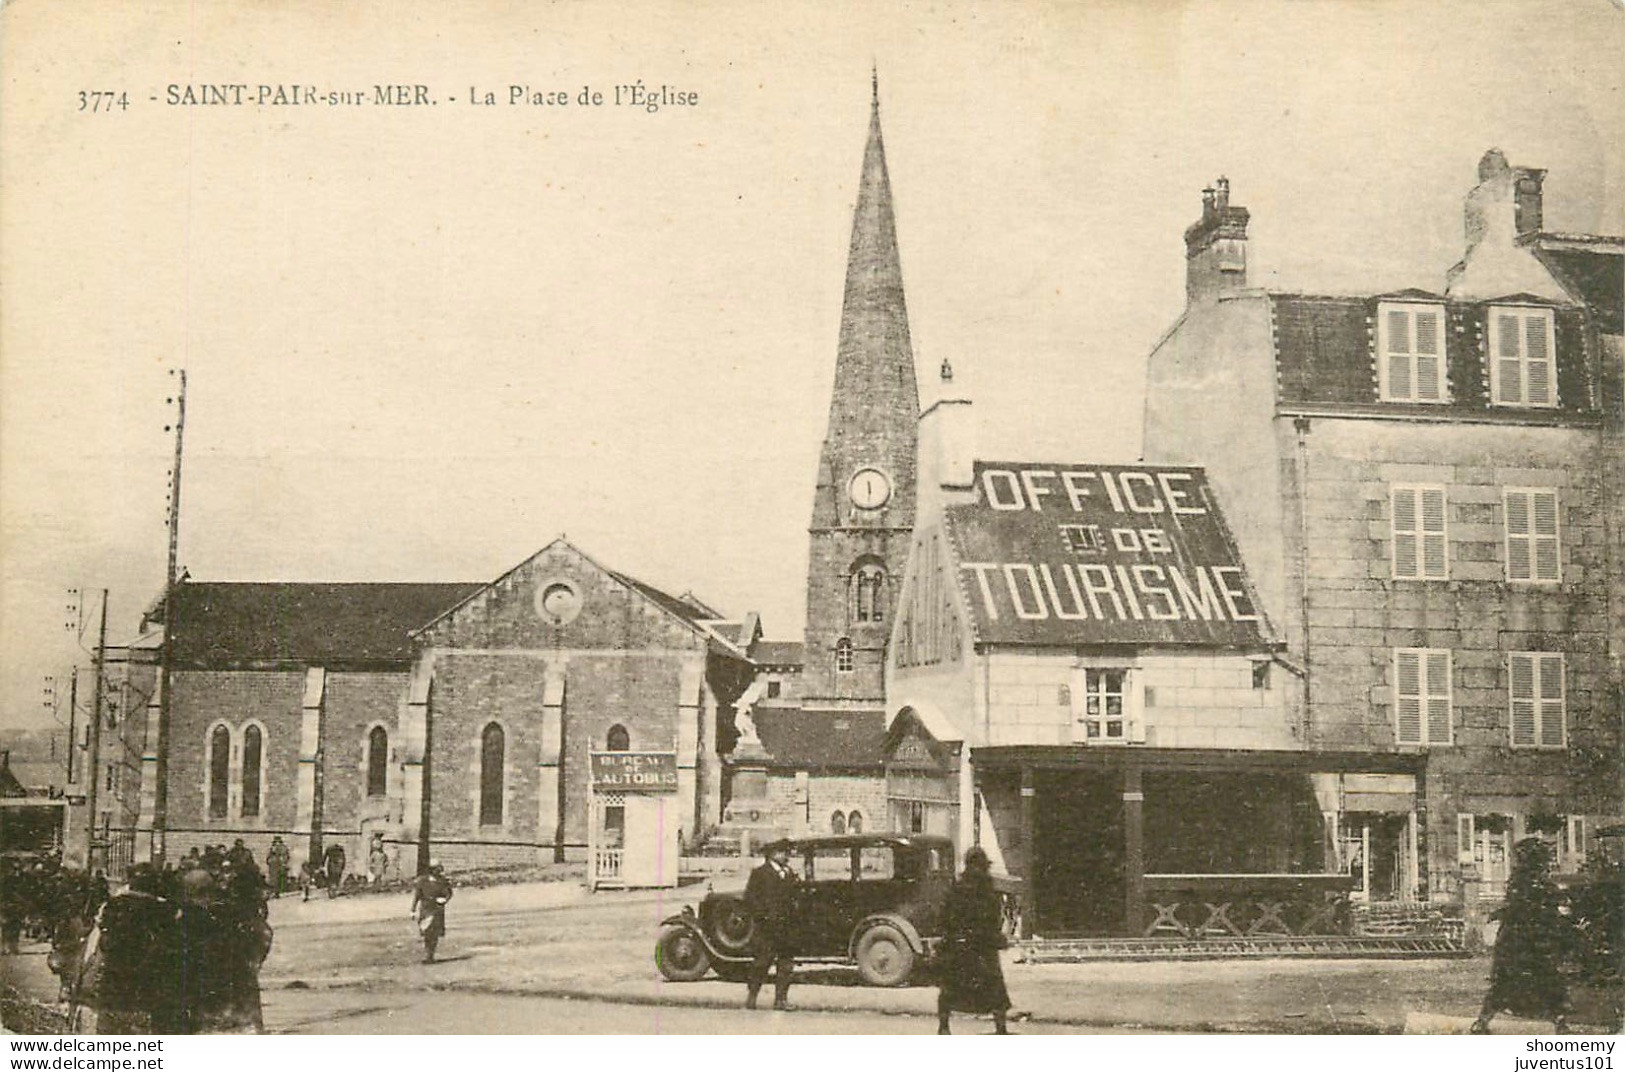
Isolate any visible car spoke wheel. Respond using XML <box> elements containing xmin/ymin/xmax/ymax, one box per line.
<box><xmin>855</xmin><ymin>923</ymin><xmax>915</xmax><ymax>987</ymax></box>
<box><xmin>710</xmin><ymin>899</ymin><xmax>756</xmax><ymax>954</ymax></box>
<box><xmin>655</xmin><ymin>926</ymin><xmax>712</xmax><ymax>982</ymax></box>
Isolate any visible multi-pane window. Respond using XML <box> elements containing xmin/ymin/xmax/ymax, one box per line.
<box><xmin>1505</xmin><ymin>488</ymin><xmax>1560</xmax><ymax>582</ymax></box>
<box><xmin>834</xmin><ymin>637</ymin><xmax>854</xmax><ymax>673</ymax></box>
<box><xmin>1391</xmin><ymin>485</ymin><xmax>1448</xmax><ymax>580</ymax></box>
<box><xmin>1379</xmin><ymin>303</ymin><xmax>1447</xmax><ymax>402</ymax></box>
<box><xmin>1489</xmin><ymin>306</ymin><xmax>1556</xmax><ymax>407</ymax></box>
<box><xmin>1509</xmin><ymin>653</ymin><xmax>1565</xmax><ymax>748</ymax></box>
<box><xmin>1394</xmin><ymin>649</ymin><xmax>1452</xmax><ymax>745</ymax></box>
<box><xmin>1078</xmin><ymin>669</ymin><xmax>1127</xmax><ymax>740</ymax></box>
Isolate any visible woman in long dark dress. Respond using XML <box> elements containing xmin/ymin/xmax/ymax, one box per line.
<box><xmin>1471</xmin><ymin>837</ymin><xmax>1571</xmax><ymax>1034</ymax></box>
<box><xmin>937</xmin><ymin>846</ymin><xmax>1012</xmax><ymax>1035</ymax></box>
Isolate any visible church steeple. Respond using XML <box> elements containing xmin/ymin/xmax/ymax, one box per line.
<box><xmin>800</xmin><ymin>77</ymin><xmax>920</xmax><ymax>709</ymax></box>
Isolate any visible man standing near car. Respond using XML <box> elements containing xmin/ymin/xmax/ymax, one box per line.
<box><xmin>743</xmin><ymin>842</ymin><xmax>798</xmax><ymax>1011</ymax></box>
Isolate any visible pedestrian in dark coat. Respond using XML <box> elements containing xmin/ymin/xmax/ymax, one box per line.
<box><xmin>742</xmin><ymin>842</ymin><xmax>799</xmax><ymax>1010</ymax></box>
<box><xmin>937</xmin><ymin>846</ymin><xmax>1012</xmax><ymax>1034</ymax></box>
<box><xmin>1472</xmin><ymin>837</ymin><xmax>1572</xmax><ymax>1034</ymax></box>
<box><xmin>322</xmin><ymin>843</ymin><xmax>347</xmax><ymax>898</ymax></box>
<box><xmin>266</xmin><ymin>837</ymin><xmax>291</xmax><ymax>898</ymax></box>
<box><xmin>410</xmin><ymin>863</ymin><xmax>454</xmax><ymax>963</ymax></box>
<box><xmin>87</xmin><ymin>865</ymin><xmax>184</xmax><ymax>1034</ymax></box>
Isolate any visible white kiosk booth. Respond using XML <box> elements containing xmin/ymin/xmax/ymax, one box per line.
<box><xmin>588</xmin><ymin>751</ymin><xmax>681</xmax><ymax>889</ymax></box>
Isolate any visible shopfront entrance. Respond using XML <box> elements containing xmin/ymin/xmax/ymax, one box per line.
<box><xmin>588</xmin><ymin>751</ymin><xmax>680</xmax><ymax>890</ymax></box>
<box><xmin>1034</xmin><ymin>771</ymin><xmax>1125</xmax><ymax>935</ymax></box>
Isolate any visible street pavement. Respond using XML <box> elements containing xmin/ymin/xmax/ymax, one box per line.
<box><xmin>5</xmin><ymin>877</ymin><xmax>1619</xmax><ymax>1034</ymax></box>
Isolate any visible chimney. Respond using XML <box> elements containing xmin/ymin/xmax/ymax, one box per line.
<box><xmin>1184</xmin><ymin>176</ymin><xmax>1250</xmax><ymax>302</ymax></box>
<box><xmin>1464</xmin><ymin>149</ymin><xmax>1546</xmax><ymax>250</ymax></box>
<box><xmin>916</xmin><ymin>358</ymin><xmax>976</xmax><ymax>519</ymax></box>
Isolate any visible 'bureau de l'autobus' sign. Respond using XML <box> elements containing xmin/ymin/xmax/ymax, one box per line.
<box><xmin>590</xmin><ymin>752</ymin><xmax>679</xmax><ymax>793</ymax></box>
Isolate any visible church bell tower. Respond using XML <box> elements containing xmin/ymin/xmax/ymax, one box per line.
<box><xmin>800</xmin><ymin>75</ymin><xmax>920</xmax><ymax>711</ymax></box>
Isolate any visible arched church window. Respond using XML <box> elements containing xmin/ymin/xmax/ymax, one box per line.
<box><xmin>366</xmin><ymin>726</ymin><xmax>389</xmax><ymax>798</ymax></box>
<box><xmin>850</xmin><ymin>563</ymin><xmax>887</xmax><ymax>623</ymax></box>
<box><xmin>479</xmin><ymin>722</ymin><xmax>505</xmax><ymax>827</ymax></box>
<box><xmin>847</xmin><ymin>810</ymin><xmax>863</xmax><ymax>834</ymax></box>
<box><xmin>835</xmin><ymin>638</ymin><xmax>854</xmax><ymax>674</ymax></box>
<box><xmin>240</xmin><ymin>724</ymin><xmax>263</xmax><ymax>818</ymax></box>
<box><xmin>606</xmin><ymin>724</ymin><xmax>631</xmax><ymax>752</ymax></box>
<box><xmin>831</xmin><ymin>810</ymin><xmax>847</xmax><ymax>834</ymax></box>
<box><xmin>207</xmin><ymin>724</ymin><xmax>230</xmax><ymax>819</ymax></box>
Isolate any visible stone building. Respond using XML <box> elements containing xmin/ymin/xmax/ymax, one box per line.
<box><xmin>716</xmin><ymin>80</ymin><xmax>920</xmax><ymax>839</ymax></box>
<box><xmin>783</xmin><ymin>79</ymin><xmax>921</xmax><ymax>712</ymax></box>
<box><xmin>1142</xmin><ymin>152</ymin><xmax>1624</xmax><ymax>903</ymax></box>
<box><xmin>882</xmin><ymin>372</ymin><xmax>1413</xmax><ymax>936</ymax></box>
<box><xmin>117</xmin><ymin>539</ymin><xmax>756</xmax><ymax>881</ymax></box>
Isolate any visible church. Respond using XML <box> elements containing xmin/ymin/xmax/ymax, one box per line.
<box><xmin>105</xmin><ymin>80</ymin><xmax>923</xmax><ymax>882</ymax></box>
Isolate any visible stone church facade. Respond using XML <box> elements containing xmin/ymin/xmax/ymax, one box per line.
<box><xmin>108</xmin><ymin>85</ymin><xmax>923</xmax><ymax>874</ymax></box>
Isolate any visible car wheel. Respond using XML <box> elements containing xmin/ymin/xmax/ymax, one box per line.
<box><xmin>854</xmin><ymin>923</ymin><xmax>916</xmax><ymax>987</ymax></box>
<box><xmin>655</xmin><ymin>926</ymin><xmax>712</xmax><ymax>983</ymax></box>
<box><xmin>710</xmin><ymin>899</ymin><xmax>756</xmax><ymax>954</ymax></box>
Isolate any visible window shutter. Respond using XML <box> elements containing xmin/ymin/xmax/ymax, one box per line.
<box><xmin>1395</xmin><ymin>650</ymin><xmax>1422</xmax><ymax>744</ymax></box>
<box><xmin>1421</xmin><ymin>489</ymin><xmax>1447</xmax><ymax>579</ymax></box>
<box><xmin>1415</xmin><ymin>310</ymin><xmax>1441</xmax><ymax>400</ymax></box>
<box><xmin>1505</xmin><ymin>491</ymin><xmax>1532</xmax><ymax>581</ymax></box>
<box><xmin>1525</xmin><ymin>314</ymin><xmax>1553</xmax><ymax>404</ymax></box>
<box><xmin>1392</xmin><ymin>488</ymin><xmax>1419</xmax><ymax>579</ymax></box>
<box><xmin>1538</xmin><ymin>654</ymin><xmax>1564</xmax><ymax>747</ymax></box>
<box><xmin>1457</xmin><ymin>813</ymin><xmax>1475</xmax><ymax>865</ymax></box>
<box><xmin>1510</xmin><ymin>654</ymin><xmax>1537</xmax><ymax>746</ymax></box>
<box><xmin>1425</xmin><ymin>650</ymin><xmax>1451</xmax><ymax>744</ymax></box>
<box><xmin>1496</xmin><ymin>313</ymin><xmax>1522</xmax><ymax>402</ymax></box>
<box><xmin>1127</xmin><ymin>673</ymin><xmax>1146</xmax><ymax>743</ymax></box>
<box><xmin>1533</xmin><ymin>491</ymin><xmax>1559</xmax><ymax>581</ymax></box>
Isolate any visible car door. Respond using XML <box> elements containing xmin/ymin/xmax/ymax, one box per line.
<box><xmin>795</xmin><ymin>846</ymin><xmax>856</xmax><ymax>956</ymax></box>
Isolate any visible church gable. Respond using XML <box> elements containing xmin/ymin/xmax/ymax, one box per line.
<box><xmin>416</xmin><ymin>539</ymin><xmax>707</xmax><ymax>654</ymax></box>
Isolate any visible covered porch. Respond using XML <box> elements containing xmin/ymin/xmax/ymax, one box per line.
<box><xmin>973</xmin><ymin>746</ymin><xmax>1426</xmax><ymax>940</ymax></box>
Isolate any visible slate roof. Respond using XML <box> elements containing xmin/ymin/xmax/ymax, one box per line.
<box><xmin>1532</xmin><ymin>242</ymin><xmax>1623</xmax><ymax>335</ymax></box>
<box><xmin>1269</xmin><ymin>293</ymin><xmax>1598</xmax><ymax>414</ymax></box>
<box><xmin>753</xmin><ymin>707</ymin><xmax>886</xmax><ymax>770</ymax></box>
<box><xmin>749</xmin><ymin>640</ymin><xmax>805</xmax><ymax>668</ymax></box>
<box><xmin>165</xmin><ymin>582</ymin><xmax>484</xmax><ymax>666</ymax></box>
<box><xmin>941</xmin><ymin>462</ymin><xmax>1273</xmax><ymax>650</ymax></box>
<box><xmin>604</xmin><ymin>570</ymin><xmax>711</xmax><ymax>623</ymax></box>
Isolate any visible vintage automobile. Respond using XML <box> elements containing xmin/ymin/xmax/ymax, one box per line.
<box><xmin>654</xmin><ymin>833</ymin><xmax>957</xmax><ymax>987</ymax></box>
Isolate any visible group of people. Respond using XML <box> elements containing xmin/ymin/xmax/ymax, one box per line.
<box><xmin>80</xmin><ymin>840</ymin><xmax>275</xmax><ymax>1034</ymax></box>
<box><xmin>742</xmin><ymin>842</ymin><xmax>1013</xmax><ymax>1034</ymax></box>
<box><xmin>0</xmin><ymin>857</ymin><xmax>109</xmax><ymax>958</ymax></box>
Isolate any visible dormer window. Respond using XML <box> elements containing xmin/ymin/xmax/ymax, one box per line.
<box><xmin>1378</xmin><ymin>302</ymin><xmax>1446</xmax><ymax>403</ymax></box>
<box><xmin>1489</xmin><ymin>306</ymin><xmax>1556</xmax><ymax>407</ymax></box>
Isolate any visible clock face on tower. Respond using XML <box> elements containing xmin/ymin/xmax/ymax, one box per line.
<box><xmin>848</xmin><ymin>467</ymin><xmax>892</xmax><ymax>510</ymax></box>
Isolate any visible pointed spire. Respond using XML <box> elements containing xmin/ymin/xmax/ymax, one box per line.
<box><xmin>871</xmin><ymin>62</ymin><xmax>879</xmax><ymax>111</ymax></box>
<box><xmin>823</xmin><ymin>72</ymin><xmax>918</xmax><ymax>446</ymax></box>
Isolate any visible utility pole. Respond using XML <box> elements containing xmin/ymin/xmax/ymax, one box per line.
<box><xmin>66</xmin><ymin>669</ymin><xmax>78</xmax><ymax>784</ymax></box>
<box><xmin>154</xmin><ymin>369</ymin><xmax>186</xmax><ymax>865</ymax></box>
<box><xmin>86</xmin><ymin>589</ymin><xmax>109</xmax><ymax>871</ymax></box>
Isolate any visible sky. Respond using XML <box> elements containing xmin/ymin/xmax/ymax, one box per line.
<box><xmin>2</xmin><ymin>0</ymin><xmax>1622</xmax><ymax>734</ymax></box>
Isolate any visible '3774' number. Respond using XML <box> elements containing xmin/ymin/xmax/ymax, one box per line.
<box><xmin>78</xmin><ymin>91</ymin><xmax>129</xmax><ymax>112</ymax></box>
